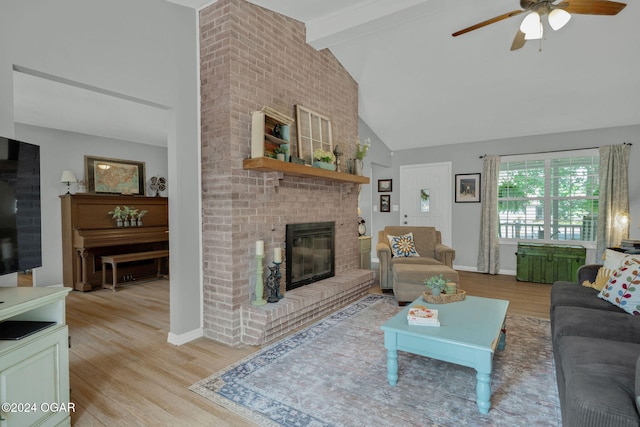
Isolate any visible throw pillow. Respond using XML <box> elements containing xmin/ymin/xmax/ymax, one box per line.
<box><xmin>583</xmin><ymin>249</ymin><xmax>635</xmax><ymax>290</ymax></box>
<box><xmin>582</xmin><ymin>266</ymin><xmax>612</xmax><ymax>291</ymax></box>
<box><xmin>597</xmin><ymin>257</ymin><xmax>640</xmax><ymax>315</ymax></box>
<box><xmin>604</xmin><ymin>248</ymin><xmax>632</xmax><ymax>270</ymax></box>
<box><xmin>387</xmin><ymin>232</ymin><xmax>420</xmax><ymax>258</ymax></box>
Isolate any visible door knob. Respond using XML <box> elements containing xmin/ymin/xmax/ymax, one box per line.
<box><xmin>403</xmin><ymin>221</ymin><xmax>407</xmax><ymax>224</ymax></box>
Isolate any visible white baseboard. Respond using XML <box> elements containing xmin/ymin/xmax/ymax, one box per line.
<box><xmin>454</xmin><ymin>264</ymin><xmax>516</xmax><ymax>276</ymax></box>
<box><xmin>167</xmin><ymin>327</ymin><xmax>203</xmax><ymax>346</ymax></box>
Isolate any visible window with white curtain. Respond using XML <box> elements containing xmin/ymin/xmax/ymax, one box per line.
<box><xmin>498</xmin><ymin>149</ymin><xmax>599</xmax><ymax>244</ymax></box>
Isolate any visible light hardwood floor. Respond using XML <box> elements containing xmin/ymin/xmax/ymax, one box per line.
<box><xmin>66</xmin><ymin>272</ymin><xmax>551</xmax><ymax>426</ymax></box>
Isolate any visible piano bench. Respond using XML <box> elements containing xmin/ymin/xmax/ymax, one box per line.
<box><xmin>101</xmin><ymin>250</ymin><xmax>169</xmax><ymax>291</ymax></box>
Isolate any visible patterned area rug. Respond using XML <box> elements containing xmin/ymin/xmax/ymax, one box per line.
<box><xmin>191</xmin><ymin>294</ymin><xmax>561</xmax><ymax>426</ymax></box>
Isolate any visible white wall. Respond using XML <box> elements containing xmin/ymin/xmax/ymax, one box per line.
<box><xmin>0</xmin><ymin>0</ymin><xmax>201</xmax><ymax>340</ymax></box>
<box><xmin>369</xmin><ymin>124</ymin><xmax>640</xmax><ymax>274</ymax></box>
<box><xmin>358</xmin><ymin>118</ymin><xmax>391</xmax><ymax>256</ymax></box>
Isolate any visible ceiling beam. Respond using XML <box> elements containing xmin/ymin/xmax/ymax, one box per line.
<box><xmin>306</xmin><ymin>0</ymin><xmax>432</xmax><ymax>50</ymax></box>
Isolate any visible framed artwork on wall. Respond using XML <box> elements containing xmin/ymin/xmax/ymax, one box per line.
<box><xmin>378</xmin><ymin>179</ymin><xmax>392</xmax><ymax>192</ymax></box>
<box><xmin>380</xmin><ymin>194</ymin><xmax>391</xmax><ymax>212</ymax></box>
<box><xmin>85</xmin><ymin>155</ymin><xmax>146</xmax><ymax>195</ymax></box>
<box><xmin>455</xmin><ymin>173</ymin><xmax>481</xmax><ymax>203</ymax></box>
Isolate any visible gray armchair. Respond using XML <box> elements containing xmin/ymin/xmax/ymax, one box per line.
<box><xmin>376</xmin><ymin>226</ymin><xmax>455</xmax><ymax>290</ymax></box>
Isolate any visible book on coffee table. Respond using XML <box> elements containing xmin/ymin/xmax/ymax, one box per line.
<box><xmin>407</xmin><ymin>305</ymin><xmax>440</xmax><ymax>327</ymax></box>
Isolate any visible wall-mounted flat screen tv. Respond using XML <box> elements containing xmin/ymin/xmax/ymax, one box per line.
<box><xmin>0</xmin><ymin>137</ymin><xmax>42</xmax><ymax>276</ymax></box>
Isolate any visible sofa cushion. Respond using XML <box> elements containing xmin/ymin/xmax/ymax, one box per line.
<box><xmin>598</xmin><ymin>256</ymin><xmax>640</xmax><ymax>315</ymax></box>
<box><xmin>386</xmin><ymin>232</ymin><xmax>419</xmax><ymax>258</ymax></box>
<box><xmin>551</xmin><ymin>282</ymin><xmax>624</xmax><ymax>322</ymax></box>
<box><xmin>393</xmin><ymin>263</ymin><xmax>458</xmax><ymax>285</ymax></box>
<box><xmin>552</xmin><ymin>305</ymin><xmax>640</xmax><ymax>345</ymax></box>
<box><xmin>558</xmin><ymin>336</ymin><xmax>640</xmax><ymax>427</ymax></box>
<box><xmin>391</xmin><ymin>256</ymin><xmax>443</xmax><ymax>268</ymax></box>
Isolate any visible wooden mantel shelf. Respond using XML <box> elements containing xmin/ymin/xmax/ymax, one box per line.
<box><xmin>243</xmin><ymin>157</ymin><xmax>370</xmax><ymax>184</ymax></box>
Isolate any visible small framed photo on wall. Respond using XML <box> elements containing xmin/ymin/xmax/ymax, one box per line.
<box><xmin>380</xmin><ymin>194</ymin><xmax>391</xmax><ymax>212</ymax></box>
<box><xmin>455</xmin><ymin>173</ymin><xmax>481</xmax><ymax>203</ymax></box>
<box><xmin>378</xmin><ymin>179</ymin><xmax>392</xmax><ymax>192</ymax></box>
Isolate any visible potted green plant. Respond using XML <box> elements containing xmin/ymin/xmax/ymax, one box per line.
<box><xmin>274</xmin><ymin>146</ymin><xmax>286</xmax><ymax>161</ymax></box>
<box><xmin>108</xmin><ymin>206</ymin><xmax>123</xmax><ymax>227</ymax></box>
<box><xmin>354</xmin><ymin>138</ymin><xmax>371</xmax><ymax>175</ymax></box>
<box><xmin>121</xmin><ymin>206</ymin><xmax>133</xmax><ymax>227</ymax></box>
<box><xmin>313</xmin><ymin>148</ymin><xmax>336</xmax><ymax>171</ymax></box>
<box><xmin>136</xmin><ymin>209</ymin><xmax>148</xmax><ymax>226</ymax></box>
<box><xmin>424</xmin><ymin>273</ymin><xmax>446</xmax><ymax>296</ymax></box>
<box><xmin>129</xmin><ymin>208</ymin><xmax>140</xmax><ymax>226</ymax></box>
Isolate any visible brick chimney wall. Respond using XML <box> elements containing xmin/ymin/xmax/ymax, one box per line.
<box><xmin>200</xmin><ymin>0</ymin><xmax>361</xmax><ymax>346</ymax></box>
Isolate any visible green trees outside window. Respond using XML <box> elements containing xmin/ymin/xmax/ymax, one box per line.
<box><xmin>498</xmin><ymin>151</ymin><xmax>599</xmax><ymax>242</ymax></box>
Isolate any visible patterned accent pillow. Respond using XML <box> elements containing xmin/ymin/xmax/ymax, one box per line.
<box><xmin>387</xmin><ymin>233</ymin><xmax>420</xmax><ymax>258</ymax></box>
<box><xmin>597</xmin><ymin>257</ymin><xmax>640</xmax><ymax>315</ymax></box>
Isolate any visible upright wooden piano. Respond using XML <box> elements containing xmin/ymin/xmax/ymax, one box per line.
<box><xmin>60</xmin><ymin>194</ymin><xmax>169</xmax><ymax>291</ymax></box>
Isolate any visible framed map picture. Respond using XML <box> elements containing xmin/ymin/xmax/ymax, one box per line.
<box><xmin>85</xmin><ymin>155</ymin><xmax>146</xmax><ymax>195</ymax></box>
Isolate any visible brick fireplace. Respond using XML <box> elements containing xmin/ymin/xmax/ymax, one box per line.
<box><xmin>199</xmin><ymin>0</ymin><xmax>373</xmax><ymax>346</ymax></box>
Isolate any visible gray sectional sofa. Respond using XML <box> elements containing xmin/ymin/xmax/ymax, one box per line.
<box><xmin>551</xmin><ymin>264</ymin><xmax>640</xmax><ymax>427</ymax></box>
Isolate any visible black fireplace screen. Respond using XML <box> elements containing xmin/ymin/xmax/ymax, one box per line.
<box><xmin>286</xmin><ymin>222</ymin><xmax>335</xmax><ymax>291</ymax></box>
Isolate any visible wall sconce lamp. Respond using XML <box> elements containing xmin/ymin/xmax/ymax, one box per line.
<box><xmin>60</xmin><ymin>170</ymin><xmax>77</xmax><ymax>194</ymax></box>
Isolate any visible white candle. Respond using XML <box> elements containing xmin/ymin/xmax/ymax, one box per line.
<box><xmin>256</xmin><ymin>240</ymin><xmax>264</xmax><ymax>256</ymax></box>
<box><xmin>274</xmin><ymin>247</ymin><xmax>282</xmax><ymax>263</ymax></box>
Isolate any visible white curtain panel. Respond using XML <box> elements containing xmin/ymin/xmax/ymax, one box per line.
<box><xmin>477</xmin><ymin>155</ymin><xmax>501</xmax><ymax>274</ymax></box>
<box><xmin>596</xmin><ymin>144</ymin><xmax>631</xmax><ymax>258</ymax></box>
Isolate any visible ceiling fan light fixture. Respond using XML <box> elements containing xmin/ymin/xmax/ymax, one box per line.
<box><xmin>548</xmin><ymin>8</ymin><xmax>571</xmax><ymax>31</ymax></box>
<box><xmin>520</xmin><ymin>11</ymin><xmax>541</xmax><ymax>33</ymax></box>
<box><xmin>524</xmin><ymin>28</ymin><xmax>543</xmax><ymax>40</ymax></box>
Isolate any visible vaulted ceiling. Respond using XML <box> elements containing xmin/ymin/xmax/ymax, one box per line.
<box><xmin>14</xmin><ymin>0</ymin><xmax>640</xmax><ymax>151</ymax></box>
<box><xmin>241</xmin><ymin>0</ymin><xmax>640</xmax><ymax>150</ymax></box>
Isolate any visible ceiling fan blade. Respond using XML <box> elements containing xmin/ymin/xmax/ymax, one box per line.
<box><xmin>556</xmin><ymin>0</ymin><xmax>626</xmax><ymax>15</ymax></box>
<box><xmin>452</xmin><ymin>9</ymin><xmax>525</xmax><ymax>37</ymax></box>
<box><xmin>510</xmin><ymin>29</ymin><xmax>527</xmax><ymax>51</ymax></box>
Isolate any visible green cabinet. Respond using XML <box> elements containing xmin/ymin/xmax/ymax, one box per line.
<box><xmin>516</xmin><ymin>243</ymin><xmax>586</xmax><ymax>284</ymax></box>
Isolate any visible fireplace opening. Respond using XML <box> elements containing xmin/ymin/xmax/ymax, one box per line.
<box><xmin>285</xmin><ymin>222</ymin><xmax>335</xmax><ymax>291</ymax></box>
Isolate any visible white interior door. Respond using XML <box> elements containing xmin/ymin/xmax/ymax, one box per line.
<box><xmin>400</xmin><ymin>162</ymin><xmax>452</xmax><ymax>246</ymax></box>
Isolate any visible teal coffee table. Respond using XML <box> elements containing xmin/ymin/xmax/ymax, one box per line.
<box><xmin>381</xmin><ymin>295</ymin><xmax>509</xmax><ymax>414</ymax></box>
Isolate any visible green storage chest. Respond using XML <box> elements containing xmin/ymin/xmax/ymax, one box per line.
<box><xmin>516</xmin><ymin>243</ymin><xmax>586</xmax><ymax>284</ymax></box>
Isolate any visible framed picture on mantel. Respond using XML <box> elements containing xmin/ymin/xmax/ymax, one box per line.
<box><xmin>85</xmin><ymin>155</ymin><xmax>146</xmax><ymax>195</ymax></box>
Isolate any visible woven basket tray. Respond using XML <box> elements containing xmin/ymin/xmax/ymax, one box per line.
<box><xmin>422</xmin><ymin>289</ymin><xmax>466</xmax><ymax>304</ymax></box>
